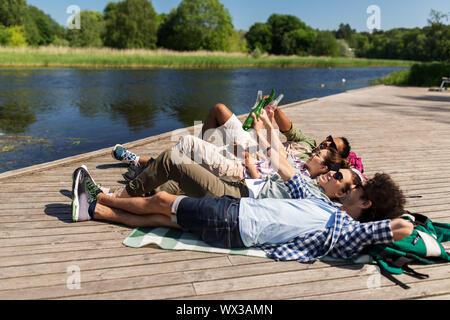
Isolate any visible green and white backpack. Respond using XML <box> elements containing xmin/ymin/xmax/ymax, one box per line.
<box><xmin>365</xmin><ymin>212</ymin><xmax>450</xmax><ymax>289</ymax></box>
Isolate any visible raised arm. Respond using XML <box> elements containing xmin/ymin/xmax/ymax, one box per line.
<box><xmin>251</xmin><ymin>111</ymin><xmax>295</xmax><ymax>181</ymax></box>
<box><xmin>273</xmin><ymin>107</ymin><xmax>293</xmax><ymax>133</ymax></box>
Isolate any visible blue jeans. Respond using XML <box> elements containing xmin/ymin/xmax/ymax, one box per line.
<box><xmin>177</xmin><ymin>196</ymin><xmax>245</xmax><ymax>249</ymax></box>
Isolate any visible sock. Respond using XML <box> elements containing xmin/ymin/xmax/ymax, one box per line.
<box><xmin>88</xmin><ymin>201</ymin><xmax>97</xmax><ymax>220</ymax></box>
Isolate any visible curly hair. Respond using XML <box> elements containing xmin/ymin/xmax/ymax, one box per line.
<box><xmin>358</xmin><ymin>173</ymin><xmax>406</xmax><ymax>223</ymax></box>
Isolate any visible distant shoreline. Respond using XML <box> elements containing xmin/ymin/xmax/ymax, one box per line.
<box><xmin>0</xmin><ymin>46</ymin><xmax>415</xmax><ymax>69</ymax></box>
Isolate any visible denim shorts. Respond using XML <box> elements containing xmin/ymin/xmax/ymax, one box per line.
<box><xmin>177</xmin><ymin>196</ymin><xmax>245</xmax><ymax>249</ymax></box>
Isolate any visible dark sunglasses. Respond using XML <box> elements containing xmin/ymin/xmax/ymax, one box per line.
<box><xmin>326</xmin><ymin>135</ymin><xmax>338</xmax><ymax>151</ymax></box>
<box><xmin>331</xmin><ymin>164</ymin><xmax>343</xmax><ymax>181</ymax></box>
<box><xmin>319</xmin><ymin>135</ymin><xmax>338</xmax><ymax>151</ymax></box>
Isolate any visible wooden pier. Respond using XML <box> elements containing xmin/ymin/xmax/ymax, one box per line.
<box><xmin>0</xmin><ymin>85</ymin><xmax>449</xmax><ymax>300</ymax></box>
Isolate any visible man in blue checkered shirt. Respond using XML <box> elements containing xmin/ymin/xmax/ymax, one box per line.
<box><xmin>82</xmin><ymin>168</ymin><xmax>412</xmax><ymax>262</ymax></box>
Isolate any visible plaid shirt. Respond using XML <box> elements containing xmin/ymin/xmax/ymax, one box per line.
<box><xmin>259</xmin><ymin>175</ymin><xmax>394</xmax><ymax>262</ymax></box>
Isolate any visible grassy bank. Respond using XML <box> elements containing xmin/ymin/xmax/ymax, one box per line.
<box><xmin>373</xmin><ymin>62</ymin><xmax>450</xmax><ymax>87</ymax></box>
<box><xmin>0</xmin><ymin>46</ymin><xmax>415</xmax><ymax>69</ymax></box>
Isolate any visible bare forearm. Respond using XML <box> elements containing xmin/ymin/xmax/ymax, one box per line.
<box><xmin>274</xmin><ymin>108</ymin><xmax>292</xmax><ymax>133</ymax></box>
<box><xmin>390</xmin><ymin>219</ymin><xmax>414</xmax><ymax>241</ymax></box>
<box><xmin>246</xmin><ymin>163</ymin><xmax>260</xmax><ymax>179</ymax></box>
<box><xmin>255</xmin><ymin>129</ymin><xmax>295</xmax><ymax>181</ymax></box>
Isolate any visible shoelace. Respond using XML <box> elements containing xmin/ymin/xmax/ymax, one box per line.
<box><xmin>120</xmin><ymin>148</ymin><xmax>136</xmax><ymax>161</ymax></box>
<box><xmin>86</xmin><ymin>180</ymin><xmax>100</xmax><ymax>202</ymax></box>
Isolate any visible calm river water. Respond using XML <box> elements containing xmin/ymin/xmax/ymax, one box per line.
<box><xmin>0</xmin><ymin>67</ymin><xmax>403</xmax><ymax>173</ymax></box>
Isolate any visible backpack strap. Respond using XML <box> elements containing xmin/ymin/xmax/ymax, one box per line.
<box><xmin>376</xmin><ymin>261</ymin><xmax>411</xmax><ymax>289</ymax></box>
<box><xmin>402</xmin><ymin>211</ymin><xmax>429</xmax><ymax>227</ymax></box>
<box><xmin>402</xmin><ymin>266</ymin><xmax>429</xmax><ymax>280</ymax></box>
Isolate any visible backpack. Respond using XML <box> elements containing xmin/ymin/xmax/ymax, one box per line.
<box><xmin>347</xmin><ymin>152</ymin><xmax>366</xmax><ymax>180</ymax></box>
<box><xmin>364</xmin><ymin>212</ymin><xmax>450</xmax><ymax>289</ymax></box>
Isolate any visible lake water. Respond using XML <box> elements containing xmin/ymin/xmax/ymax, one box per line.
<box><xmin>0</xmin><ymin>67</ymin><xmax>403</xmax><ymax>173</ymax></box>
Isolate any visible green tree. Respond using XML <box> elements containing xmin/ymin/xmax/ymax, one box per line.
<box><xmin>67</xmin><ymin>10</ymin><xmax>105</xmax><ymax>47</ymax></box>
<box><xmin>349</xmin><ymin>33</ymin><xmax>369</xmax><ymax>57</ymax></box>
<box><xmin>335</xmin><ymin>23</ymin><xmax>355</xmax><ymax>41</ymax></box>
<box><xmin>104</xmin><ymin>0</ymin><xmax>158</xmax><ymax>49</ymax></box>
<box><xmin>0</xmin><ymin>25</ymin><xmax>10</xmax><ymax>45</ymax></box>
<box><xmin>0</xmin><ymin>25</ymin><xmax>26</xmax><ymax>46</ymax></box>
<box><xmin>0</xmin><ymin>0</ymin><xmax>27</xmax><ymax>27</ymax></box>
<box><xmin>157</xmin><ymin>0</ymin><xmax>234</xmax><ymax>51</ymax></box>
<box><xmin>281</xmin><ymin>28</ymin><xmax>317</xmax><ymax>56</ymax></box>
<box><xmin>267</xmin><ymin>14</ymin><xmax>307</xmax><ymax>54</ymax></box>
<box><xmin>228</xmin><ymin>29</ymin><xmax>247</xmax><ymax>53</ymax></box>
<box><xmin>8</xmin><ymin>25</ymin><xmax>26</xmax><ymax>46</ymax></box>
<box><xmin>245</xmin><ymin>22</ymin><xmax>272</xmax><ymax>52</ymax></box>
<box><xmin>312</xmin><ymin>31</ymin><xmax>340</xmax><ymax>57</ymax></box>
<box><xmin>26</xmin><ymin>5</ymin><xmax>64</xmax><ymax>46</ymax></box>
<box><xmin>424</xmin><ymin>10</ymin><xmax>450</xmax><ymax>61</ymax></box>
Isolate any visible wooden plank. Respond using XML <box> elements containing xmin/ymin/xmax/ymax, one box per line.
<box><xmin>0</xmin><ymin>239</ymin><xmax>123</xmax><ymax>257</ymax></box>
<box><xmin>192</xmin><ymin>264</ymin><xmax>369</xmax><ymax>296</ymax></box>
<box><xmin>0</xmin><ymin>250</ymin><xmax>219</xmax><ymax>279</ymax></box>
<box><xmin>299</xmin><ymin>265</ymin><xmax>450</xmax><ymax>300</ymax></box>
<box><xmin>185</xmin><ymin>265</ymin><xmax>448</xmax><ymax>300</ymax></box>
<box><xmin>59</xmin><ymin>283</ymin><xmax>196</xmax><ymax>300</ymax></box>
<box><xmin>0</xmin><ymin>256</ymin><xmax>231</xmax><ymax>293</ymax></box>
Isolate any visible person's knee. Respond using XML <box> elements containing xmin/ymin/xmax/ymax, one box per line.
<box><xmin>213</xmin><ymin>103</ymin><xmax>232</xmax><ymax>119</ymax></box>
<box><xmin>152</xmin><ymin>191</ymin><xmax>174</xmax><ymax>212</ymax></box>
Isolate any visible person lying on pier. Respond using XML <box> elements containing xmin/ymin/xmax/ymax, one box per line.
<box><xmin>202</xmin><ymin>101</ymin><xmax>352</xmax><ymax>162</ymax></box>
<box><xmin>71</xmin><ymin>148</ymin><xmax>410</xmax><ymax>264</ymax></box>
<box><xmin>104</xmin><ymin>110</ymin><xmax>358</xmax><ymax>204</ymax></box>
<box><xmin>111</xmin><ymin>107</ymin><xmax>350</xmax><ymax>184</ymax></box>
<box><xmin>114</xmin><ymin>135</ymin><xmax>347</xmax><ymax>181</ymax></box>
<box><xmin>111</xmin><ymin>99</ymin><xmax>359</xmax><ymax>179</ymax></box>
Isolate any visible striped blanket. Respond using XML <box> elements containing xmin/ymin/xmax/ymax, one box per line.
<box><xmin>123</xmin><ymin>227</ymin><xmax>373</xmax><ymax>264</ymax></box>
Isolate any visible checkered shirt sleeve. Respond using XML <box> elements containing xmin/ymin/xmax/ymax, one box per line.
<box><xmin>260</xmin><ymin>230</ymin><xmax>329</xmax><ymax>263</ymax></box>
<box><xmin>284</xmin><ymin>174</ymin><xmax>315</xmax><ymax>199</ymax></box>
<box><xmin>328</xmin><ymin>218</ymin><xmax>394</xmax><ymax>260</ymax></box>
<box><xmin>259</xmin><ymin>213</ymin><xmax>394</xmax><ymax>263</ymax></box>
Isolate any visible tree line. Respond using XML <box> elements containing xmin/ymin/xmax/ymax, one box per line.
<box><xmin>0</xmin><ymin>0</ymin><xmax>448</xmax><ymax>61</ymax></box>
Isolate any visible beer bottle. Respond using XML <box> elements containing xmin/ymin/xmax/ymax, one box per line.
<box><xmin>242</xmin><ymin>89</ymin><xmax>276</xmax><ymax>131</ymax></box>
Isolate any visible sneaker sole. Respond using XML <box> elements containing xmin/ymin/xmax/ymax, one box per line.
<box><xmin>71</xmin><ymin>165</ymin><xmax>88</xmax><ymax>198</ymax></box>
<box><xmin>72</xmin><ymin>168</ymin><xmax>83</xmax><ymax>222</ymax></box>
<box><xmin>111</xmin><ymin>144</ymin><xmax>124</xmax><ymax>162</ymax></box>
<box><xmin>80</xmin><ymin>165</ymin><xmax>97</xmax><ymax>186</ymax></box>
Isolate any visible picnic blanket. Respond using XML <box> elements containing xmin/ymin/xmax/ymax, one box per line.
<box><xmin>123</xmin><ymin>227</ymin><xmax>373</xmax><ymax>264</ymax></box>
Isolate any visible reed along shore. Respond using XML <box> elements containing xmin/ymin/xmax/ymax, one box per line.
<box><xmin>0</xmin><ymin>46</ymin><xmax>415</xmax><ymax>69</ymax></box>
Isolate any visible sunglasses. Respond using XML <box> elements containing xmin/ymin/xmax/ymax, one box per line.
<box><xmin>319</xmin><ymin>135</ymin><xmax>338</xmax><ymax>152</ymax></box>
<box><xmin>330</xmin><ymin>164</ymin><xmax>343</xmax><ymax>181</ymax></box>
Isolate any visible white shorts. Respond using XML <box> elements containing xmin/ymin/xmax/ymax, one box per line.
<box><xmin>202</xmin><ymin>114</ymin><xmax>258</xmax><ymax>150</ymax></box>
<box><xmin>172</xmin><ymin>135</ymin><xmax>245</xmax><ymax>178</ymax></box>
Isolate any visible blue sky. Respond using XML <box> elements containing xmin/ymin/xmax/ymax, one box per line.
<box><xmin>28</xmin><ymin>0</ymin><xmax>450</xmax><ymax>32</ymax></box>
